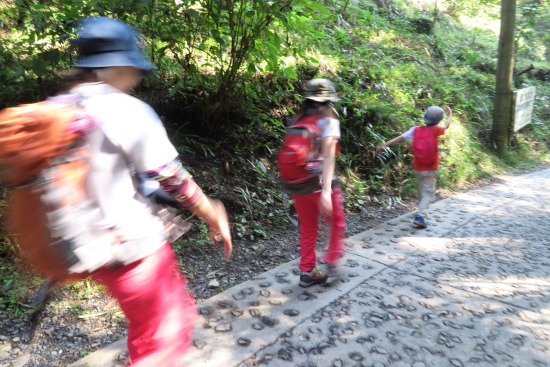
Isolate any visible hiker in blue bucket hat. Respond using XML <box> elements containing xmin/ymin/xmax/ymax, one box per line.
<box><xmin>67</xmin><ymin>16</ymin><xmax>232</xmax><ymax>366</ymax></box>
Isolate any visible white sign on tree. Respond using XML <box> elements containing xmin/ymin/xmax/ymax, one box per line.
<box><xmin>513</xmin><ymin>86</ymin><xmax>536</xmax><ymax>132</ymax></box>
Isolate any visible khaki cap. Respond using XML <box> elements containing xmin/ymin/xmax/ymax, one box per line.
<box><xmin>302</xmin><ymin>78</ymin><xmax>341</xmax><ymax>102</ymax></box>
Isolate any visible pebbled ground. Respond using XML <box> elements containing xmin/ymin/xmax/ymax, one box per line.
<box><xmin>68</xmin><ymin>169</ymin><xmax>550</xmax><ymax>367</ymax></box>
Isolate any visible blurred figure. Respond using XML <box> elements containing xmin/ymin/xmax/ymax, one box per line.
<box><xmin>67</xmin><ymin>17</ymin><xmax>232</xmax><ymax>365</ymax></box>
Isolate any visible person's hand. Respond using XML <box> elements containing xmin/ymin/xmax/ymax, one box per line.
<box><xmin>208</xmin><ymin>198</ymin><xmax>232</xmax><ymax>262</ymax></box>
<box><xmin>319</xmin><ymin>190</ymin><xmax>333</xmax><ymax>216</ymax></box>
<box><xmin>444</xmin><ymin>106</ymin><xmax>452</xmax><ymax>116</ymax></box>
<box><xmin>376</xmin><ymin>142</ymin><xmax>386</xmax><ymax>153</ymax></box>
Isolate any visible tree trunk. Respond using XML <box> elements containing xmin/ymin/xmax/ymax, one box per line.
<box><xmin>373</xmin><ymin>0</ymin><xmax>386</xmax><ymax>9</ymax></box>
<box><xmin>430</xmin><ymin>0</ymin><xmax>438</xmax><ymax>35</ymax></box>
<box><xmin>17</xmin><ymin>0</ymin><xmax>30</xmax><ymax>26</ymax></box>
<box><xmin>491</xmin><ymin>0</ymin><xmax>516</xmax><ymax>154</ymax></box>
<box><xmin>342</xmin><ymin>0</ymin><xmax>351</xmax><ymax>13</ymax></box>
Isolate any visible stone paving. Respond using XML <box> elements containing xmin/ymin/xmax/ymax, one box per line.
<box><xmin>71</xmin><ymin>169</ymin><xmax>550</xmax><ymax>367</ymax></box>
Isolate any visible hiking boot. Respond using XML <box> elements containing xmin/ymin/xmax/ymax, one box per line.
<box><xmin>299</xmin><ymin>266</ymin><xmax>328</xmax><ymax>288</ymax></box>
<box><xmin>26</xmin><ymin>279</ymin><xmax>51</xmax><ymax>314</ymax></box>
<box><xmin>413</xmin><ymin>214</ymin><xmax>428</xmax><ymax>229</ymax></box>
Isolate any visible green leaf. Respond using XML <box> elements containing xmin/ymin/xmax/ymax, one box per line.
<box><xmin>272</xmin><ymin>32</ymin><xmax>282</xmax><ymax>48</ymax></box>
<box><xmin>187</xmin><ymin>63</ymin><xmax>197</xmax><ymax>74</ymax></box>
<box><xmin>31</xmin><ymin>58</ymin><xmax>48</xmax><ymax>77</ymax></box>
<box><xmin>306</xmin><ymin>1</ymin><xmax>329</xmax><ymax>16</ymax></box>
<box><xmin>283</xmin><ymin>67</ymin><xmax>297</xmax><ymax>79</ymax></box>
<box><xmin>43</xmin><ymin>49</ymin><xmax>60</xmax><ymax>64</ymax></box>
<box><xmin>187</xmin><ymin>9</ymin><xmax>199</xmax><ymax>18</ymax></box>
<box><xmin>265</xmin><ymin>42</ymin><xmax>279</xmax><ymax>56</ymax></box>
<box><xmin>213</xmin><ymin>36</ymin><xmax>225</xmax><ymax>46</ymax></box>
<box><xmin>294</xmin><ymin>18</ymin><xmax>306</xmax><ymax>30</ymax></box>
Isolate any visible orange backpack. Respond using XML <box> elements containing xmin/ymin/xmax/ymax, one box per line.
<box><xmin>0</xmin><ymin>101</ymin><xmax>95</xmax><ymax>282</ymax></box>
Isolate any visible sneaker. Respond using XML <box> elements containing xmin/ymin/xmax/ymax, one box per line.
<box><xmin>299</xmin><ymin>266</ymin><xmax>328</xmax><ymax>288</ymax></box>
<box><xmin>413</xmin><ymin>214</ymin><xmax>428</xmax><ymax>229</ymax></box>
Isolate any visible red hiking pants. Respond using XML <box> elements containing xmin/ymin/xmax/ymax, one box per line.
<box><xmin>293</xmin><ymin>188</ymin><xmax>346</xmax><ymax>272</ymax></box>
<box><xmin>93</xmin><ymin>243</ymin><xmax>197</xmax><ymax>366</ymax></box>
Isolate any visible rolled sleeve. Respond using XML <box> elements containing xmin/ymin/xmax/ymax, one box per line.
<box><xmin>401</xmin><ymin>127</ymin><xmax>415</xmax><ymax>141</ymax></box>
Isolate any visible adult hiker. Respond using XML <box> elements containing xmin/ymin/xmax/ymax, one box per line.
<box><xmin>68</xmin><ymin>16</ymin><xmax>232</xmax><ymax>365</ymax></box>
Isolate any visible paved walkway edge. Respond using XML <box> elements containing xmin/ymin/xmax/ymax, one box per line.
<box><xmin>69</xmin><ymin>338</ymin><xmax>126</xmax><ymax>367</ymax></box>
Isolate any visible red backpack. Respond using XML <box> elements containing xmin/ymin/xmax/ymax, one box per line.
<box><xmin>412</xmin><ymin>126</ymin><xmax>438</xmax><ymax>165</ymax></box>
<box><xmin>277</xmin><ymin>114</ymin><xmax>322</xmax><ymax>195</ymax></box>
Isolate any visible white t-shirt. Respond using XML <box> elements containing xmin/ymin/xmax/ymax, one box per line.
<box><xmin>73</xmin><ymin>83</ymin><xmax>179</xmax><ymax>265</ymax></box>
<box><xmin>317</xmin><ymin>117</ymin><xmax>340</xmax><ymax>138</ymax></box>
<box><xmin>314</xmin><ymin>117</ymin><xmax>340</xmax><ymax>183</ymax></box>
<box><xmin>401</xmin><ymin>127</ymin><xmax>416</xmax><ymax>141</ymax></box>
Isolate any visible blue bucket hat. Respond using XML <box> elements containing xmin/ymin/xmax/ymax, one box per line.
<box><xmin>71</xmin><ymin>17</ymin><xmax>154</xmax><ymax>74</ymax></box>
<box><xmin>423</xmin><ymin>106</ymin><xmax>444</xmax><ymax>125</ymax></box>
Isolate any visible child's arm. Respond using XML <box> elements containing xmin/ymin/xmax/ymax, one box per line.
<box><xmin>443</xmin><ymin>106</ymin><xmax>452</xmax><ymax>129</ymax></box>
<box><xmin>376</xmin><ymin>136</ymin><xmax>406</xmax><ymax>153</ymax></box>
<box><xmin>319</xmin><ymin>136</ymin><xmax>337</xmax><ymax>215</ymax></box>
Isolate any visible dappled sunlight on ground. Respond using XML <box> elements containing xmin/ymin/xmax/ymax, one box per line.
<box><xmin>72</xmin><ymin>169</ymin><xmax>550</xmax><ymax>366</ymax></box>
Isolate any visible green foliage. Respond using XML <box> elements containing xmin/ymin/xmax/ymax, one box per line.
<box><xmin>443</xmin><ymin>0</ymin><xmax>500</xmax><ymax>19</ymax></box>
<box><xmin>438</xmin><ymin>124</ymin><xmax>503</xmax><ymax>188</ymax></box>
<box><xmin>142</xmin><ymin>0</ymin><xmax>314</xmax><ymax>130</ymax></box>
<box><xmin>516</xmin><ymin>0</ymin><xmax>550</xmax><ymax>61</ymax></box>
<box><xmin>0</xmin><ymin>0</ymin><xmax>329</xmax><ymax>126</ymax></box>
<box><xmin>0</xmin><ymin>186</ymin><xmax>33</xmax><ymax>314</ymax></box>
<box><xmin>0</xmin><ymin>260</ymin><xmax>41</xmax><ymax>314</ymax></box>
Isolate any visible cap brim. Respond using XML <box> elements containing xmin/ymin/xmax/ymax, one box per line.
<box><xmin>74</xmin><ymin>51</ymin><xmax>155</xmax><ymax>74</ymax></box>
<box><xmin>423</xmin><ymin>115</ymin><xmax>444</xmax><ymax>125</ymax></box>
<box><xmin>303</xmin><ymin>96</ymin><xmax>341</xmax><ymax>102</ymax></box>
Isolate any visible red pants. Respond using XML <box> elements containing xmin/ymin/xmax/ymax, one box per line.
<box><xmin>93</xmin><ymin>243</ymin><xmax>197</xmax><ymax>366</ymax></box>
<box><xmin>293</xmin><ymin>188</ymin><xmax>346</xmax><ymax>271</ymax></box>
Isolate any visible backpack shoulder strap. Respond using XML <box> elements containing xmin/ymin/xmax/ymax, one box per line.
<box><xmin>288</xmin><ymin>114</ymin><xmax>323</xmax><ymax>135</ymax></box>
<box><xmin>414</xmin><ymin>125</ymin><xmax>436</xmax><ymax>134</ymax></box>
